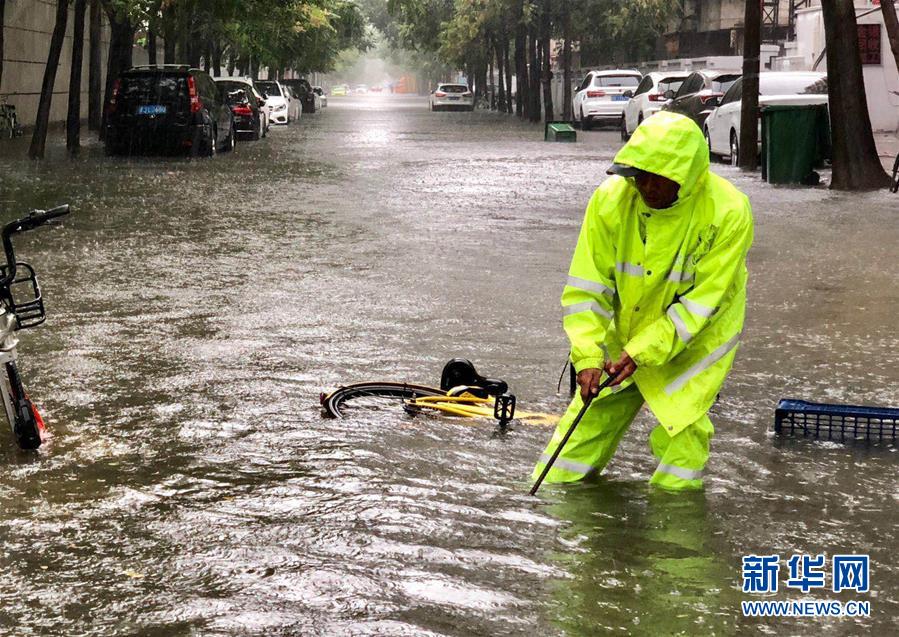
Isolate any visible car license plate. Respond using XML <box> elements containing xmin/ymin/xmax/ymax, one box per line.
<box><xmin>137</xmin><ymin>105</ymin><xmax>167</xmax><ymax>115</ymax></box>
<box><xmin>449</xmin><ymin>96</ymin><xmax>460</xmax><ymax>100</ymax></box>
<box><xmin>612</xmin><ymin>95</ymin><xmax>628</xmax><ymax>102</ymax></box>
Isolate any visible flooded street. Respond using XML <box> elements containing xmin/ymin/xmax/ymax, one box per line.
<box><xmin>0</xmin><ymin>94</ymin><xmax>896</xmax><ymax>635</ymax></box>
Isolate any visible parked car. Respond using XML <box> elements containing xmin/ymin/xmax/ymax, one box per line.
<box><xmin>572</xmin><ymin>69</ymin><xmax>642</xmax><ymax>130</ymax></box>
<box><xmin>370</xmin><ymin>86</ymin><xmax>383</xmax><ymax>93</ymax></box>
<box><xmin>313</xmin><ymin>86</ymin><xmax>328</xmax><ymax>108</ymax></box>
<box><xmin>429</xmin><ymin>84</ymin><xmax>474</xmax><ymax>111</ymax></box>
<box><xmin>105</xmin><ymin>65</ymin><xmax>235</xmax><ymax>156</ymax></box>
<box><xmin>215</xmin><ymin>77</ymin><xmax>268</xmax><ymax>140</ymax></box>
<box><xmin>331</xmin><ymin>84</ymin><xmax>349</xmax><ymax>96</ymax></box>
<box><xmin>661</xmin><ymin>69</ymin><xmax>741</xmax><ymax>128</ymax></box>
<box><xmin>621</xmin><ymin>71</ymin><xmax>690</xmax><ymax>140</ymax></box>
<box><xmin>255</xmin><ymin>80</ymin><xmax>297</xmax><ymax>125</ymax></box>
<box><xmin>704</xmin><ymin>71</ymin><xmax>828</xmax><ymax>164</ymax></box>
<box><xmin>354</xmin><ymin>84</ymin><xmax>368</xmax><ymax>94</ymax></box>
<box><xmin>282</xmin><ymin>78</ymin><xmax>318</xmax><ymax>113</ymax></box>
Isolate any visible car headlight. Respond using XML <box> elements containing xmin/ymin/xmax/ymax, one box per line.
<box><xmin>275</xmin><ymin>104</ymin><xmax>287</xmax><ymax>111</ymax></box>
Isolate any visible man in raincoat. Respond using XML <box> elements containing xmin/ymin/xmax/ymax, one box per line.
<box><xmin>533</xmin><ymin>111</ymin><xmax>753</xmax><ymax>491</ymax></box>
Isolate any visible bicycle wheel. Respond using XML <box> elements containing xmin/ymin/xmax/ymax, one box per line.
<box><xmin>891</xmin><ymin>153</ymin><xmax>899</xmax><ymax>193</ymax></box>
<box><xmin>321</xmin><ymin>382</ymin><xmax>445</xmax><ymax>418</ymax></box>
<box><xmin>1</xmin><ymin>361</ymin><xmax>42</xmax><ymax>449</ymax></box>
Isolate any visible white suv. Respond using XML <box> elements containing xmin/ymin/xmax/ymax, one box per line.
<box><xmin>621</xmin><ymin>71</ymin><xmax>690</xmax><ymax>140</ymax></box>
<box><xmin>572</xmin><ymin>69</ymin><xmax>641</xmax><ymax>130</ymax></box>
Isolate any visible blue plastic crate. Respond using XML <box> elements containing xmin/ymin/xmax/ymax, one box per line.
<box><xmin>774</xmin><ymin>399</ymin><xmax>899</xmax><ymax>443</ymax></box>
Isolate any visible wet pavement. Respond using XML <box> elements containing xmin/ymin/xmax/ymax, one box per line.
<box><xmin>0</xmin><ymin>94</ymin><xmax>896</xmax><ymax>636</ymax></box>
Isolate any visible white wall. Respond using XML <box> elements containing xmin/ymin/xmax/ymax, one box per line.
<box><xmin>1</xmin><ymin>0</ymin><xmax>162</xmax><ymax>127</ymax></box>
<box><xmin>790</xmin><ymin>4</ymin><xmax>899</xmax><ymax>132</ymax></box>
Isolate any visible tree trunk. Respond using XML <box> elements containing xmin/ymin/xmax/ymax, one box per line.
<box><xmin>163</xmin><ymin>8</ymin><xmax>176</xmax><ymax>64</ymax></box>
<box><xmin>515</xmin><ymin>10</ymin><xmax>528</xmax><ymax>118</ymax></box>
<box><xmin>540</xmin><ymin>7</ymin><xmax>553</xmax><ymax>123</ymax></box>
<box><xmin>212</xmin><ymin>41</ymin><xmax>222</xmax><ymax>77</ymax></box>
<box><xmin>88</xmin><ymin>0</ymin><xmax>102</xmax><ymax>130</ymax></box>
<box><xmin>881</xmin><ymin>0</ymin><xmax>899</xmax><ymax>74</ymax></box>
<box><xmin>101</xmin><ymin>6</ymin><xmax>135</xmax><ymax>141</ymax></box>
<box><xmin>148</xmin><ymin>27</ymin><xmax>157</xmax><ymax>65</ymax></box>
<box><xmin>504</xmin><ymin>38</ymin><xmax>513</xmax><ymax>114</ymax></box>
<box><xmin>0</xmin><ymin>0</ymin><xmax>6</xmax><ymax>92</ymax></box>
<box><xmin>67</xmin><ymin>0</ymin><xmax>88</xmax><ymax>155</ymax></box>
<box><xmin>29</xmin><ymin>0</ymin><xmax>69</xmax><ymax>159</ymax></box>
<box><xmin>822</xmin><ymin>0</ymin><xmax>891</xmax><ymax>190</ymax></box>
<box><xmin>496</xmin><ymin>35</ymin><xmax>506</xmax><ymax>112</ymax></box>
<box><xmin>487</xmin><ymin>37</ymin><xmax>495</xmax><ymax>109</ymax></box>
<box><xmin>528</xmin><ymin>29</ymin><xmax>541</xmax><ymax>122</ymax></box>
<box><xmin>562</xmin><ymin>0</ymin><xmax>572</xmax><ymax>120</ymax></box>
<box><xmin>738</xmin><ymin>0</ymin><xmax>761</xmax><ymax>170</ymax></box>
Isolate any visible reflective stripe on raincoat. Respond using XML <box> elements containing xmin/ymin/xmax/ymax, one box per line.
<box><xmin>562</xmin><ymin>111</ymin><xmax>753</xmax><ymax>436</ymax></box>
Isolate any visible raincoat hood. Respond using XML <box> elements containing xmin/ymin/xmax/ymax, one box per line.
<box><xmin>611</xmin><ymin>111</ymin><xmax>710</xmax><ymax>201</ymax></box>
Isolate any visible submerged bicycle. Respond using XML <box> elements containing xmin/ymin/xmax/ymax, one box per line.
<box><xmin>0</xmin><ymin>205</ymin><xmax>71</xmax><ymax>449</ymax></box>
<box><xmin>321</xmin><ymin>358</ymin><xmax>558</xmax><ymax>429</ymax></box>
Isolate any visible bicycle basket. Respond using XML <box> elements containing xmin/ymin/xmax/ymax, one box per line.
<box><xmin>774</xmin><ymin>399</ymin><xmax>899</xmax><ymax>443</ymax></box>
<box><xmin>0</xmin><ymin>262</ymin><xmax>45</xmax><ymax>329</ymax></box>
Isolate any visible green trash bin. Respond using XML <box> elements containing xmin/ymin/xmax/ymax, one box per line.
<box><xmin>545</xmin><ymin>121</ymin><xmax>577</xmax><ymax>142</ymax></box>
<box><xmin>761</xmin><ymin>104</ymin><xmax>829</xmax><ymax>185</ymax></box>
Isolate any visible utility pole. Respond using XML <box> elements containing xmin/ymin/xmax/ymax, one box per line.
<box><xmin>738</xmin><ymin>0</ymin><xmax>761</xmax><ymax>170</ymax></box>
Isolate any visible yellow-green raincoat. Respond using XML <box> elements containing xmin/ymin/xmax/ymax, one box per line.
<box><xmin>533</xmin><ymin>111</ymin><xmax>753</xmax><ymax>490</ymax></box>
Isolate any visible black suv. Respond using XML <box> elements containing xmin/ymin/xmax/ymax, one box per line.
<box><xmin>281</xmin><ymin>78</ymin><xmax>317</xmax><ymax>113</ymax></box>
<box><xmin>662</xmin><ymin>70</ymin><xmax>741</xmax><ymax>128</ymax></box>
<box><xmin>105</xmin><ymin>65</ymin><xmax>235</xmax><ymax>156</ymax></box>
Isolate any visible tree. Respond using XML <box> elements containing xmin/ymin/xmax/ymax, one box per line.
<box><xmin>68</xmin><ymin>0</ymin><xmax>89</xmax><ymax>155</ymax></box>
<box><xmin>821</xmin><ymin>0</ymin><xmax>891</xmax><ymax>190</ymax></box>
<box><xmin>89</xmin><ymin>0</ymin><xmax>103</xmax><ymax>130</ymax></box>
<box><xmin>0</xmin><ymin>0</ymin><xmax>6</xmax><ymax>92</ymax></box>
<box><xmin>29</xmin><ymin>0</ymin><xmax>69</xmax><ymax>159</ymax></box>
<box><xmin>738</xmin><ymin>0</ymin><xmax>760</xmax><ymax>171</ymax></box>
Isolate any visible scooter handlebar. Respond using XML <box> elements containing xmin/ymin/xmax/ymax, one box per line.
<box><xmin>0</xmin><ymin>204</ymin><xmax>71</xmax><ymax>287</ymax></box>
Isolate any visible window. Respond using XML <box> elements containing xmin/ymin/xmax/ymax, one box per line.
<box><xmin>439</xmin><ymin>85</ymin><xmax>468</xmax><ymax>93</ymax></box>
<box><xmin>675</xmin><ymin>74</ymin><xmax>699</xmax><ymax>98</ymax></box>
<box><xmin>577</xmin><ymin>76</ymin><xmax>592</xmax><ymax>92</ymax></box>
<box><xmin>720</xmin><ymin>79</ymin><xmax>742</xmax><ymax>105</ymax></box>
<box><xmin>257</xmin><ymin>82</ymin><xmax>280</xmax><ymax>97</ymax></box>
<box><xmin>711</xmin><ymin>74</ymin><xmax>741</xmax><ymax>93</ymax></box>
<box><xmin>634</xmin><ymin>76</ymin><xmax>653</xmax><ymax>96</ymax></box>
<box><xmin>119</xmin><ymin>74</ymin><xmax>187</xmax><ymax>106</ymax></box>
<box><xmin>593</xmin><ymin>75</ymin><xmax>640</xmax><ymax>88</ymax></box>
<box><xmin>657</xmin><ymin>76</ymin><xmax>686</xmax><ymax>96</ymax></box>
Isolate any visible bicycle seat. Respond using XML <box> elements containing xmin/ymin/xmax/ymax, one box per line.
<box><xmin>440</xmin><ymin>358</ymin><xmax>508</xmax><ymax>396</ymax></box>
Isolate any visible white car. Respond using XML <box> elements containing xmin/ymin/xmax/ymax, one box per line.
<box><xmin>313</xmin><ymin>86</ymin><xmax>328</xmax><ymax>108</ymax></box>
<box><xmin>255</xmin><ymin>80</ymin><xmax>298</xmax><ymax>125</ymax></box>
<box><xmin>429</xmin><ymin>84</ymin><xmax>474</xmax><ymax>111</ymax></box>
<box><xmin>704</xmin><ymin>71</ymin><xmax>827</xmax><ymax>164</ymax></box>
<box><xmin>572</xmin><ymin>69</ymin><xmax>641</xmax><ymax>130</ymax></box>
<box><xmin>621</xmin><ymin>71</ymin><xmax>690</xmax><ymax>139</ymax></box>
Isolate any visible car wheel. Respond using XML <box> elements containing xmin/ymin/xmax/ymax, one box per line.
<box><xmin>223</xmin><ymin>121</ymin><xmax>236</xmax><ymax>152</ymax></box>
<box><xmin>203</xmin><ymin>126</ymin><xmax>217</xmax><ymax>157</ymax></box>
<box><xmin>581</xmin><ymin>107</ymin><xmax>592</xmax><ymax>131</ymax></box>
<box><xmin>730</xmin><ymin>130</ymin><xmax>739</xmax><ymax>166</ymax></box>
<box><xmin>704</xmin><ymin>126</ymin><xmax>716</xmax><ymax>161</ymax></box>
<box><xmin>620</xmin><ymin>115</ymin><xmax>630</xmax><ymax>141</ymax></box>
<box><xmin>252</xmin><ymin>118</ymin><xmax>261</xmax><ymax>141</ymax></box>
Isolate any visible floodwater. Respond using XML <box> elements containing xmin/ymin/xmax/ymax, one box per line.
<box><xmin>0</xmin><ymin>95</ymin><xmax>896</xmax><ymax>636</ymax></box>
